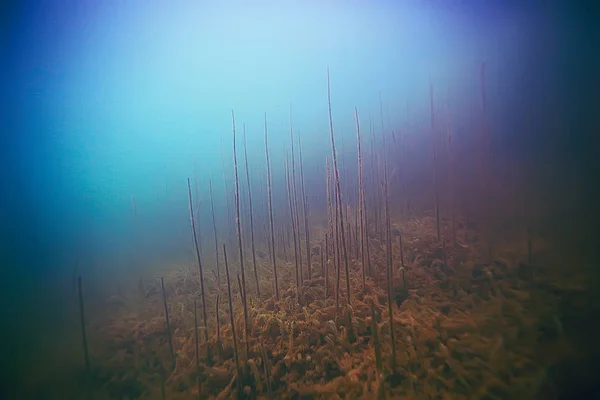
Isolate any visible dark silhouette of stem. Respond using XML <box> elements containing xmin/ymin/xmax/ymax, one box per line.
<box><xmin>223</xmin><ymin>245</ymin><xmax>242</xmax><ymax>394</ymax></box>
<box><xmin>298</xmin><ymin>134</ymin><xmax>311</xmax><ymax>281</ymax></box>
<box><xmin>285</xmin><ymin>153</ymin><xmax>300</xmax><ymax>303</ymax></box>
<box><xmin>355</xmin><ymin>107</ymin><xmax>366</xmax><ymax>289</ymax></box>
<box><xmin>188</xmin><ymin>178</ymin><xmax>209</xmax><ymax>342</ymax></box>
<box><xmin>77</xmin><ymin>276</ymin><xmax>90</xmax><ymax>373</ymax></box>
<box><xmin>231</xmin><ymin>110</ymin><xmax>250</xmax><ymax>358</ymax></box>
<box><xmin>289</xmin><ymin>105</ymin><xmax>304</xmax><ymax>284</ymax></box>
<box><xmin>326</xmin><ymin>67</ymin><xmax>351</xmax><ymax>306</ymax></box>
<box><xmin>264</xmin><ymin>112</ymin><xmax>279</xmax><ymax>299</ymax></box>
<box><xmin>383</xmin><ymin>161</ymin><xmax>397</xmax><ymax>374</ymax></box>
<box><xmin>430</xmin><ymin>83</ymin><xmax>441</xmax><ymax>242</ymax></box>
<box><xmin>398</xmin><ymin>234</ymin><xmax>406</xmax><ymax>288</ymax></box>
<box><xmin>209</xmin><ymin>179</ymin><xmax>220</xmax><ymax>287</ymax></box>
<box><xmin>370</xmin><ymin>299</ymin><xmax>382</xmax><ymax>374</ymax></box>
<box><xmin>242</xmin><ymin>124</ymin><xmax>260</xmax><ymax>298</ymax></box>
<box><xmin>161</xmin><ymin>277</ymin><xmax>176</xmax><ymax>369</ymax></box>
<box><xmin>194</xmin><ymin>298</ymin><xmax>199</xmax><ymax>370</ymax></box>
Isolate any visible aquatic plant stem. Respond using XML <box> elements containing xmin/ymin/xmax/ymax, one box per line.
<box><xmin>194</xmin><ymin>298</ymin><xmax>199</xmax><ymax>371</ymax></box>
<box><xmin>259</xmin><ymin>338</ymin><xmax>272</xmax><ymax>398</ymax></box>
<box><xmin>327</xmin><ymin>67</ymin><xmax>352</xmax><ymax>306</ymax></box>
<box><xmin>285</xmin><ymin>152</ymin><xmax>301</xmax><ymax>303</ymax></box>
<box><xmin>320</xmin><ymin>242</ymin><xmax>324</xmax><ymax>279</ymax></box>
<box><xmin>430</xmin><ymin>82</ymin><xmax>441</xmax><ymax>242</ymax></box>
<box><xmin>77</xmin><ymin>276</ymin><xmax>90</xmax><ymax>373</ymax></box>
<box><xmin>223</xmin><ymin>245</ymin><xmax>242</xmax><ymax>394</ymax></box>
<box><xmin>161</xmin><ymin>277</ymin><xmax>176</xmax><ymax>370</ymax></box>
<box><xmin>215</xmin><ymin>292</ymin><xmax>222</xmax><ymax>358</ymax></box>
<box><xmin>448</xmin><ymin>121</ymin><xmax>457</xmax><ymax>247</ymax></box>
<box><xmin>298</xmin><ymin>134</ymin><xmax>311</xmax><ymax>281</ymax></box>
<box><xmin>364</xmin><ymin>188</ymin><xmax>372</xmax><ymax>277</ymax></box>
<box><xmin>242</xmin><ymin>124</ymin><xmax>260</xmax><ymax>298</ymax></box>
<box><xmin>188</xmin><ymin>178</ymin><xmax>209</xmax><ymax>343</ymax></box>
<box><xmin>264</xmin><ymin>112</ymin><xmax>279</xmax><ymax>299</ymax></box>
<box><xmin>333</xmin><ymin>165</ymin><xmax>341</xmax><ymax>313</ymax></box>
<box><xmin>398</xmin><ymin>234</ymin><xmax>406</xmax><ymax>288</ymax></box>
<box><xmin>355</xmin><ymin>107</ymin><xmax>366</xmax><ymax>289</ymax></box>
<box><xmin>383</xmin><ymin>161</ymin><xmax>397</xmax><ymax>374</ymax></box>
<box><xmin>289</xmin><ymin>105</ymin><xmax>304</xmax><ymax>284</ymax></box>
<box><xmin>325</xmin><ymin>158</ymin><xmax>332</xmax><ymax>297</ymax></box>
<box><xmin>209</xmin><ymin>179</ymin><xmax>221</xmax><ymax>287</ymax></box>
<box><xmin>370</xmin><ymin>299</ymin><xmax>382</xmax><ymax>374</ymax></box>
<box><xmin>231</xmin><ymin>110</ymin><xmax>250</xmax><ymax>358</ymax></box>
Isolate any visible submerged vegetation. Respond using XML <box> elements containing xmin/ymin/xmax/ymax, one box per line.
<box><xmin>66</xmin><ymin>67</ymin><xmax>588</xmax><ymax>399</ymax></box>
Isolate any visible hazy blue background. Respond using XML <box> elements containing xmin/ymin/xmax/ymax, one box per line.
<box><xmin>1</xmin><ymin>0</ymin><xmax>599</xmax><ymax>394</ymax></box>
<box><xmin>1</xmin><ymin>0</ymin><xmax>552</xmax><ymax>278</ymax></box>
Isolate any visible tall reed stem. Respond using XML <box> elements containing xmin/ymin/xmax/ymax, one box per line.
<box><xmin>194</xmin><ymin>298</ymin><xmax>199</xmax><ymax>370</ymax></box>
<box><xmin>430</xmin><ymin>83</ymin><xmax>441</xmax><ymax>242</ymax></box>
<box><xmin>231</xmin><ymin>111</ymin><xmax>250</xmax><ymax>358</ymax></box>
<box><xmin>209</xmin><ymin>179</ymin><xmax>220</xmax><ymax>287</ymax></box>
<box><xmin>326</xmin><ymin>67</ymin><xmax>351</xmax><ymax>306</ymax></box>
<box><xmin>289</xmin><ymin>105</ymin><xmax>304</xmax><ymax>284</ymax></box>
<box><xmin>264</xmin><ymin>112</ymin><xmax>279</xmax><ymax>299</ymax></box>
<box><xmin>383</xmin><ymin>162</ymin><xmax>397</xmax><ymax>374</ymax></box>
<box><xmin>285</xmin><ymin>153</ymin><xmax>300</xmax><ymax>303</ymax></box>
<box><xmin>223</xmin><ymin>245</ymin><xmax>242</xmax><ymax>394</ymax></box>
<box><xmin>298</xmin><ymin>135</ymin><xmax>311</xmax><ymax>280</ymax></box>
<box><xmin>370</xmin><ymin>299</ymin><xmax>382</xmax><ymax>374</ymax></box>
<box><xmin>355</xmin><ymin>107</ymin><xmax>366</xmax><ymax>289</ymax></box>
<box><xmin>188</xmin><ymin>178</ymin><xmax>209</xmax><ymax>342</ymax></box>
<box><xmin>161</xmin><ymin>277</ymin><xmax>176</xmax><ymax>369</ymax></box>
<box><xmin>242</xmin><ymin>124</ymin><xmax>260</xmax><ymax>298</ymax></box>
<box><xmin>77</xmin><ymin>276</ymin><xmax>90</xmax><ymax>373</ymax></box>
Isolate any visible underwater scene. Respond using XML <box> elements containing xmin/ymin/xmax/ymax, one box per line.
<box><xmin>2</xmin><ymin>1</ymin><xmax>599</xmax><ymax>399</ymax></box>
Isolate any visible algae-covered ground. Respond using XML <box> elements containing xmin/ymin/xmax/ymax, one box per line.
<box><xmin>78</xmin><ymin>214</ymin><xmax>589</xmax><ymax>399</ymax></box>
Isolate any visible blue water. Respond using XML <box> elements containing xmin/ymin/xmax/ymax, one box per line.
<box><xmin>1</xmin><ymin>0</ymin><xmax>598</xmax><ymax>397</ymax></box>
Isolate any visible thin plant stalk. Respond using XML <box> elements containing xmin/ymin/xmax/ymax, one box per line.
<box><xmin>188</xmin><ymin>178</ymin><xmax>209</xmax><ymax>342</ymax></box>
<box><xmin>480</xmin><ymin>61</ymin><xmax>493</xmax><ymax>260</ymax></box>
<box><xmin>215</xmin><ymin>292</ymin><xmax>222</xmax><ymax>358</ymax></box>
<box><xmin>194</xmin><ymin>298</ymin><xmax>199</xmax><ymax>371</ymax></box>
<box><xmin>373</xmin><ymin>119</ymin><xmax>382</xmax><ymax>240</ymax></box>
<box><xmin>333</xmin><ymin>167</ymin><xmax>341</xmax><ymax>312</ymax></box>
<box><xmin>325</xmin><ymin>232</ymin><xmax>329</xmax><ymax>273</ymax></box>
<box><xmin>430</xmin><ymin>82</ymin><xmax>441</xmax><ymax>242</ymax></box>
<box><xmin>209</xmin><ymin>179</ymin><xmax>221</xmax><ymax>287</ymax></box>
<box><xmin>398</xmin><ymin>234</ymin><xmax>406</xmax><ymax>288</ymax></box>
<box><xmin>231</xmin><ymin>110</ymin><xmax>250</xmax><ymax>358</ymax></box>
<box><xmin>161</xmin><ymin>277</ymin><xmax>176</xmax><ymax>369</ymax></box>
<box><xmin>383</xmin><ymin>161</ymin><xmax>397</xmax><ymax>374</ymax></box>
<box><xmin>355</xmin><ymin>107</ymin><xmax>366</xmax><ymax>289</ymax></box>
<box><xmin>223</xmin><ymin>245</ymin><xmax>242</xmax><ymax>394</ymax></box>
<box><xmin>264</xmin><ymin>112</ymin><xmax>279</xmax><ymax>299</ymax></box>
<box><xmin>354</xmin><ymin>196</ymin><xmax>360</xmax><ymax>260</ymax></box>
<box><xmin>237</xmin><ymin>274</ymin><xmax>246</xmax><ymax>317</ymax></box>
<box><xmin>298</xmin><ymin>135</ymin><xmax>311</xmax><ymax>280</ymax></box>
<box><xmin>326</xmin><ymin>67</ymin><xmax>351</xmax><ymax>306</ymax></box>
<box><xmin>325</xmin><ymin>157</ymin><xmax>332</xmax><ymax>292</ymax></box>
<box><xmin>285</xmin><ymin>153</ymin><xmax>301</xmax><ymax>303</ymax></box>
<box><xmin>365</xmin><ymin>195</ymin><xmax>372</xmax><ymax>276</ymax></box>
<box><xmin>320</xmin><ymin>243</ymin><xmax>324</xmax><ymax>278</ymax></box>
<box><xmin>289</xmin><ymin>105</ymin><xmax>304</xmax><ymax>284</ymax></box>
<box><xmin>370</xmin><ymin>299</ymin><xmax>382</xmax><ymax>374</ymax></box>
<box><xmin>448</xmin><ymin>121</ymin><xmax>457</xmax><ymax>247</ymax></box>
<box><xmin>259</xmin><ymin>338</ymin><xmax>272</xmax><ymax>398</ymax></box>
<box><xmin>221</xmin><ymin>134</ymin><xmax>234</xmax><ymax>246</ymax></box>
<box><xmin>242</xmin><ymin>124</ymin><xmax>260</xmax><ymax>297</ymax></box>
<box><xmin>77</xmin><ymin>276</ymin><xmax>90</xmax><ymax>373</ymax></box>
